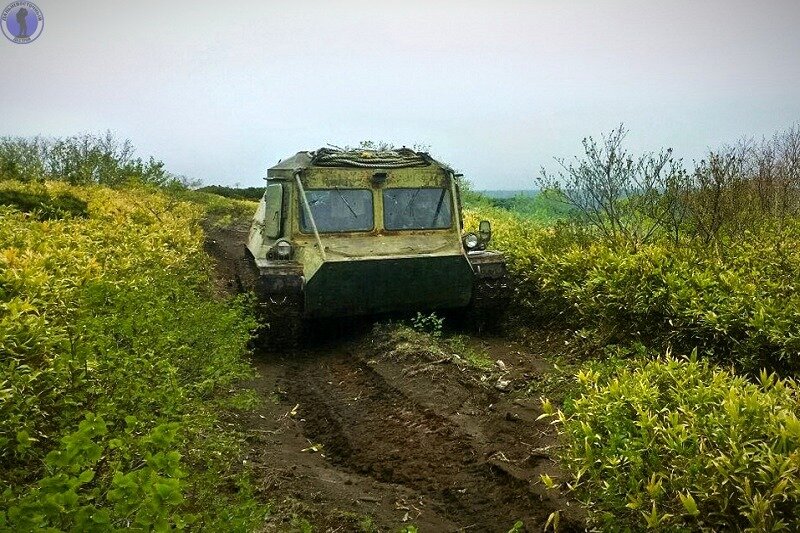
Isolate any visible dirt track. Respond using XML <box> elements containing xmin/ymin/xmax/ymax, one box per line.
<box><xmin>205</xmin><ymin>223</ymin><xmax>583</xmax><ymax>532</ymax></box>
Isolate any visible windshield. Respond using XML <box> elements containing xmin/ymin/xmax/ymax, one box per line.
<box><xmin>300</xmin><ymin>189</ymin><xmax>374</xmax><ymax>232</ymax></box>
<box><xmin>383</xmin><ymin>188</ymin><xmax>452</xmax><ymax>230</ymax></box>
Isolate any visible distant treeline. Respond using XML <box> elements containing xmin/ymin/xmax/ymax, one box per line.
<box><xmin>480</xmin><ymin>189</ymin><xmax>539</xmax><ymax>199</ymax></box>
<box><xmin>196</xmin><ymin>185</ymin><xmax>263</xmax><ymax>201</ymax></box>
<box><xmin>464</xmin><ymin>188</ymin><xmax>575</xmax><ymax>222</ymax></box>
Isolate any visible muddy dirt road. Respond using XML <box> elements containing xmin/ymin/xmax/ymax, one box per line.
<box><xmin>205</xmin><ymin>223</ymin><xmax>582</xmax><ymax>532</ymax></box>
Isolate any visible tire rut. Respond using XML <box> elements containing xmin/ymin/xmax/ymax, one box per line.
<box><xmin>284</xmin><ymin>350</ymin><xmax>550</xmax><ymax>531</ymax></box>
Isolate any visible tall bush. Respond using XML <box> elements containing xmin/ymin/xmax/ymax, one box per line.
<box><xmin>537</xmin><ymin>125</ymin><xmax>686</xmax><ymax>249</ymax></box>
<box><xmin>0</xmin><ymin>132</ymin><xmax>175</xmax><ymax>187</ymax></box>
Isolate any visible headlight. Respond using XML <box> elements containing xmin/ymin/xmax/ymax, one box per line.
<box><xmin>463</xmin><ymin>233</ymin><xmax>479</xmax><ymax>250</ymax></box>
<box><xmin>274</xmin><ymin>239</ymin><xmax>293</xmax><ymax>259</ymax></box>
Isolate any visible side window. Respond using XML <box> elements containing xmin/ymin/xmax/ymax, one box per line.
<box><xmin>264</xmin><ymin>183</ymin><xmax>283</xmax><ymax>238</ymax></box>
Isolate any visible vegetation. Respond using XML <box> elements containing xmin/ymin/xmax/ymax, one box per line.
<box><xmin>468</xmin><ymin>124</ymin><xmax>800</xmax><ymax>374</ymax></box>
<box><xmin>464</xmin><ymin>189</ymin><xmax>574</xmax><ymax>223</ymax></box>
<box><xmin>0</xmin><ymin>180</ymin><xmax>264</xmax><ymax>530</ymax></box>
<box><xmin>195</xmin><ymin>185</ymin><xmax>264</xmax><ymax>202</ymax></box>
<box><xmin>0</xmin><ymin>188</ymin><xmax>88</xmax><ymax>220</ymax></box>
<box><xmin>409</xmin><ymin>311</ymin><xmax>445</xmax><ymax>338</ymax></box>
<box><xmin>5</xmin><ymin>125</ymin><xmax>800</xmax><ymax>530</ymax></box>
<box><xmin>0</xmin><ymin>132</ymin><xmax>179</xmax><ymax>188</ymax></box>
<box><xmin>549</xmin><ymin>355</ymin><xmax>800</xmax><ymax>531</ymax></box>
<box><xmin>374</xmin><ymin>320</ymin><xmax>495</xmax><ymax>371</ymax></box>
<box><xmin>466</xmin><ymin>123</ymin><xmax>800</xmax><ymax>530</ymax></box>
<box><xmin>537</xmin><ymin>126</ymin><xmax>685</xmax><ymax>248</ymax></box>
<box><xmin>170</xmin><ymin>188</ymin><xmax>256</xmax><ymax>230</ymax></box>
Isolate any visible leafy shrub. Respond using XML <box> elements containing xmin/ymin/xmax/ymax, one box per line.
<box><xmin>537</xmin><ymin>125</ymin><xmax>685</xmax><ymax>248</ymax></box>
<box><xmin>553</xmin><ymin>355</ymin><xmax>800</xmax><ymax>531</ymax></box>
<box><xmin>464</xmin><ymin>204</ymin><xmax>800</xmax><ymax>375</ymax></box>
<box><xmin>0</xmin><ymin>132</ymin><xmax>175</xmax><ymax>187</ymax></box>
<box><xmin>464</xmin><ymin>204</ymin><xmax>592</xmax><ymax>323</ymax></box>
<box><xmin>0</xmin><ymin>180</ymin><xmax>264</xmax><ymax>530</ymax></box>
<box><xmin>410</xmin><ymin>312</ymin><xmax>444</xmax><ymax>337</ymax></box>
<box><xmin>466</xmin><ymin>126</ymin><xmax>800</xmax><ymax>373</ymax></box>
<box><xmin>461</xmin><ymin>127</ymin><xmax>800</xmax><ymax>530</ymax></box>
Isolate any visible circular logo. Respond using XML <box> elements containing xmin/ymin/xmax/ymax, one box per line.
<box><xmin>2</xmin><ymin>1</ymin><xmax>43</xmax><ymax>44</ymax></box>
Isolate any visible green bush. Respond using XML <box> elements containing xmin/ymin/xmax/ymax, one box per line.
<box><xmin>0</xmin><ymin>181</ymin><xmax>264</xmax><ymax>530</ymax></box>
<box><xmin>465</xmin><ymin>203</ymin><xmax>800</xmax><ymax>375</ymax></box>
<box><xmin>553</xmin><ymin>355</ymin><xmax>800</xmax><ymax>531</ymax></box>
<box><xmin>461</xmin><ymin>128</ymin><xmax>800</xmax><ymax>529</ymax></box>
<box><xmin>409</xmin><ymin>311</ymin><xmax>444</xmax><ymax>337</ymax></box>
<box><xmin>0</xmin><ymin>133</ymin><xmax>174</xmax><ymax>187</ymax></box>
<box><xmin>463</xmin><ymin>126</ymin><xmax>800</xmax><ymax>375</ymax></box>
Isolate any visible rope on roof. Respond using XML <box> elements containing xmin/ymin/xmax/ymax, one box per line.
<box><xmin>312</xmin><ymin>147</ymin><xmax>430</xmax><ymax>168</ymax></box>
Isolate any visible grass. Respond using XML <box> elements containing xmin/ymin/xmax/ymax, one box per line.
<box><xmin>446</xmin><ymin>334</ymin><xmax>494</xmax><ymax>370</ymax></box>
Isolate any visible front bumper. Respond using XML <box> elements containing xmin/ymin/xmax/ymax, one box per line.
<box><xmin>304</xmin><ymin>254</ymin><xmax>474</xmax><ymax>318</ymax></box>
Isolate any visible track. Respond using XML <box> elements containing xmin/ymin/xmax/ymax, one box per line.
<box><xmin>287</xmin><ymin>351</ymin><xmax>543</xmax><ymax>526</ymax></box>
<box><xmin>237</xmin><ymin>332</ymin><xmax>583</xmax><ymax>532</ymax></box>
<box><xmin>206</xmin><ymin>222</ymin><xmax>583</xmax><ymax>532</ymax></box>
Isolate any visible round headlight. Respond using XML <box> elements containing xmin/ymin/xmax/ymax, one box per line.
<box><xmin>275</xmin><ymin>240</ymin><xmax>293</xmax><ymax>259</ymax></box>
<box><xmin>463</xmin><ymin>233</ymin><xmax>479</xmax><ymax>250</ymax></box>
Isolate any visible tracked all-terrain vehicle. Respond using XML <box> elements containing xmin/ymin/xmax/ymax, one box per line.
<box><xmin>244</xmin><ymin>147</ymin><xmax>508</xmax><ymax>345</ymax></box>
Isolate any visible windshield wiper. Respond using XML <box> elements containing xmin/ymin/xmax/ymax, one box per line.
<box><xmin>404</xmin><ymin>189</ymin><xmax>422</xmax><ymax>213</ymax></box>
<box><xmin>431</xmin><ymin>189</ymin><xmax>447</xmax><ymax>224</ymax></box>
<box><xmin>334</xmin><ymin>187</ymin><xmax>359</xmax><ymax>219</ymax></box>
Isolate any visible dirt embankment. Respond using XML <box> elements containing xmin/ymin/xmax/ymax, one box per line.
<box><xmin>206</xmin><ymin>222</ymin><xmax>583</xmax><ymax>532</ymax></box>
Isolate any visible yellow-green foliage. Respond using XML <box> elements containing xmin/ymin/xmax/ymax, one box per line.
<box><xmin>468</xmin><ymin>203</ymin><xmax>800</xmax><ymax>529</ymax></box>
<box><xmin>0</xmin><ymin>181</ymin><xmax>263</xmax><ymax>530</ymax></box>
<box><xmin>170</xmin><ymin>188</ymin><xmax>256</xmax><ymax>229</ymax></box>
<box><xmin>465</xmin><ymin>205</ymin><xmax>542</xmax><ymax>273</ymax></box>
<box><xmin>542</xmin><ymin>229</ymin><xmax>800</xmax><ymax>374</ymax></box>
<box><xmin>465</xmin><ymin>206</ymin><xmax>800</xmax><ymax>375</ymax></box>
<box><xmin>465</xmin><ymin>205</ymin><xmax>607</xmax><ymax>324</ymax></box>
<box><xmin>556</xmin><ymin>356</ymin><xmax>800</xmax><ymax>531</ymax></box>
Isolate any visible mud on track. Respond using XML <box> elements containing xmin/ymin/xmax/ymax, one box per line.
<box><xmin>206</xmin><ymin>222</ymin><xmax>583</xmax><ymax>531</ymax></box>
<box><xmin>240</xmin><ymin>332</ymin><xmax>583</xmax><ymax>532</ymax></box>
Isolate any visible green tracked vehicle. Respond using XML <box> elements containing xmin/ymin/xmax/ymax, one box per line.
<box><xmin>244</xmin><ymin>147</ymin><xmax>508</xmax><ymax>346</ymax></box>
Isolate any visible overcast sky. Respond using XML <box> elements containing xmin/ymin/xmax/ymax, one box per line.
<box><xmin>2</xmin><ymin>0</ymin><xmax>799</xmax><ymax>189</ymax></box>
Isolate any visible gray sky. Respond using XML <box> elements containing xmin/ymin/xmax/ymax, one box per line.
<box><xmin>2</xmin><ymin>0</ymin><xmax>799</xmax><ymax>189</ymax></box>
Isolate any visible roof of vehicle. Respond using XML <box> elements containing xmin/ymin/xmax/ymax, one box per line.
<box><xmin>267</xmin><ymin>147</ymin><xmax>451</xmax><ymax>178</ymax></box>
